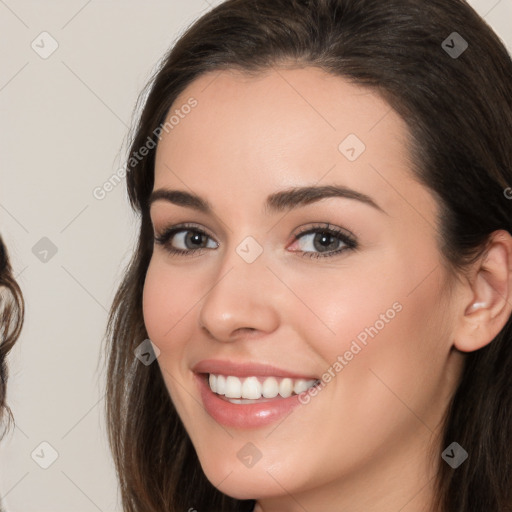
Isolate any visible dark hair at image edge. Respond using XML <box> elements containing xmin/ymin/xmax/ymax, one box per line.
<box><xmin>0</xmin><ymin>237</ymin><xmax>24</xmax><ymax>440</ymax></box>
<box><xmin>104</xmin><ymin>0</ymin><xmax>512</xmax><ymax>510</ymax></box>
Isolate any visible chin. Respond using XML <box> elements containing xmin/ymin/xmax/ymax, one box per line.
<box><xmin>197</xmin><ymin>453</ymin><xmax>293</xmax><ymax>500</ymax></box>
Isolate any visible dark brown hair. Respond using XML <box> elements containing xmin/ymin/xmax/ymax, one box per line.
<box><xmin>105</xmin><ymin>0</ymin><xmax>512</xmax><ymax>510</ymax></box>
<box><xmin>0</xmin><ymin>236</ymin><xmax>24</xmax><ymax>439</ymax></box>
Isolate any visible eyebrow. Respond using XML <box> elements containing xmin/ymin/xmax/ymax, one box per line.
<box><xmin>148</xmin><ymin>185</ymin><xmax>386</xmax><ymax>215</ymax></box>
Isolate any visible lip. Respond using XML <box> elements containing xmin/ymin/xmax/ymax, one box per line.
<box><xmin>195</xmin><ymin>372</ymin><xmax>311</xmax><ymax>429</ymax></box>
<box><xmin>192</xmin><ymin>359</ymin><xmax>318</xmax><ymax>380</ymax></box>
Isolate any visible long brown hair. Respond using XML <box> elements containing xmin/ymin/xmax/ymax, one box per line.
<box><xmin>104</xmin><ymin>0</ymin><xmax>512</xmax><ymax>510</ymax></box>
<box><xmin>0</xmin><ymin>236</ymin><xmax>24</xmax><ymax>439</ymax></box>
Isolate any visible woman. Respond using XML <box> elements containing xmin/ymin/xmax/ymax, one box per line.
<box><xmin>0</xmin><ymin>237</ymin><xmax>24</xmax><ymax>439</ymax></box>
<box><xmin>105</xmin><ymin>0</ymin><xmax>512</xmax><ymax>510</ymax></box>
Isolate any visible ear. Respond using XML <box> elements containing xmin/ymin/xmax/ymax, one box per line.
<box><xmin>453</xmin><ymin>229</ymin><xmax>512</xmax><ymax>353</ymax></box>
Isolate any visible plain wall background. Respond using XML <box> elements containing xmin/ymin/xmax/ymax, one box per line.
<box><xmin>0</xmin><ymin>1</ymin><xmax>511</xmax><ymax>510</ymax></box>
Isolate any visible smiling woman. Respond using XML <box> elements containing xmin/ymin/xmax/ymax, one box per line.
<box><xmin>104</xmin><ymin>1</ymin><xmax>512</xmax><ymax>511</ymax></box>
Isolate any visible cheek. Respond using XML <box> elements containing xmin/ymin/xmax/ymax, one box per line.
<box><xmin>288</xmin><ymin>241</ymin><xmax>446</xmax><ymax>361</ymax></box>
<box><xmin>284</xmin><ymin>248</ymin><xmax>450</xmax><ymax>421</ymax></box>
<box><xmin>142</xmin><ymin>257</ymin><xmax>217</xmax><ymax>393</ymax></box>
<box><xmin>328</xmin><ymin>288</ymin><xmax>450</xmax><ymax>472</ymax></box>
<box><xmin>142</xmin><ymin>260</ymin><xmax>170</xmax><ymax>342</ymax></box>
<box><xmin>279</xmin><ymin>255</ymin><xmax>404</xmax><ymax>363</ymax></box>
<box><xmin>142</xmin><ymin>258</ymin><xmax>198</xmax><ymax>412</ymax></box>
<box><xmin>142</xmin><ymin>258</ymin><xmax>198</xmax><ymax>343</ymax></box>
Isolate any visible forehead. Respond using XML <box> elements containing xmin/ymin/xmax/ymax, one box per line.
<box><xmin>153</xmin><ymin>67</ymin><xmax>431</xmax><ymax>220</ymax></box>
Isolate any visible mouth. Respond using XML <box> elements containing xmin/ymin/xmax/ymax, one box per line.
<box><xmin>206</xmin><ymin>373</ymin><xmax>320</xmax><ymax>403</ymax></box>
<box><xmin>192</xmin><ymin>360</ymin><xmax>322</xmax><ymax>429</ymax></box>
<box><xmin>191</xmin><ymin>359</ymin><xmax>320</xmax><ymax>429</ymax></box>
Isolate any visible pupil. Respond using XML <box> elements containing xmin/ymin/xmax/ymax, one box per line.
<box><xmin>314</xmin><ymin>232</ymin><xmax>337</xmax><ymax>252</ymax></box>
<box><xmin>187</xmin><ymin>232</ymin><xmax>204</xmax><ymax>247</ymax></box>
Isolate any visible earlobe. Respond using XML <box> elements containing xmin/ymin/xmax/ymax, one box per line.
<box><xmin>453</xmin><ymin>230</ymin><xmax>512</xmax><ymax>353</ymax></box>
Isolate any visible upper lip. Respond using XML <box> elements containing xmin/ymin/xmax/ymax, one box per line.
<box><xmin>192</xmin><ymin>359</ymin><xmax>318</xmax><ymax>380</ymax></box>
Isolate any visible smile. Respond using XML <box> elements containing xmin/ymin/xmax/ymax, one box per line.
<box><xmin>208</xmin><ymin>374</ymin><xmax>319</xmax><ymax>402</ymax></box>
<box><xmin>192</xmin><ymin>359</ymin><xmax>322</xmax><ymax>428</ymax></box>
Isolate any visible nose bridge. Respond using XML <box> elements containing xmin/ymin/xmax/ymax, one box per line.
<box><xmin>198</xmin><ymin>236</ymin><xmax>280</xmax><ymax>341</ymax></box>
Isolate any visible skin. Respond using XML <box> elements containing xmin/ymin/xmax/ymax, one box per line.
<box><xmin>143</xmin><ymin>67</ymin><xmax>512</xmax><ymax>512</ymax></box>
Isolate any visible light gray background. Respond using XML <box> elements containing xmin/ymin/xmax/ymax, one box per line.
<box><xmin>0</xmin><ymin>1</ymin><xmax>511</xmax><ymax>510</ymax></box>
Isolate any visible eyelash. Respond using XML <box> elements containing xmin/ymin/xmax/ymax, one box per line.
<box><xmin>153</xmin><ymin>222</ymin><xmax>358</xmax><ymax>259</ymax></box>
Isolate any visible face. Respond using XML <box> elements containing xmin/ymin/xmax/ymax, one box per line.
<box><xmin>143</xmin><ymin>67</ymin><xmax>464</xmax><ymax>506</ymax></box>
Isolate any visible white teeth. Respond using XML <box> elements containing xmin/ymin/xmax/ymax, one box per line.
<box><xmin>209</xmin><ymin>374</ymin><xmax>217</xmax><ymax>393</ymax></box>
<box><xmin>262</xmin><ymin>377</ymin><xmax>279</xmax><ymax>398</ymax></box>
<box><xmin>241</xmin><ymin>376</ymin><xmax>262</xmax><ymax>399</ymax></box>
<box><xmin>293</xmin><ymin>379</ymin><xmax>311</xmax><ymax>394</ymax></box>
<box><xmin>279</xmin><ymin>378</ymin><xmax>293</xmax><ymax>398</ymax></box>
<box><xmin>207</xmin><ymin>374</ymin><xmax>318</xmax><ymax>399</ymax></box>
<box><xmin>225</xmin><ymin>376</ymin><xmax>242</xmax><ymax>398</ymax></box>
<box><xmin>216</xmin><ymin>374</ymin><xmax>226</xmax><ymax>395</ymax></box>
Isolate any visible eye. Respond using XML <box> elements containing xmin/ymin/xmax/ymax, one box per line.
<box><xmin>154</xmin><ymin>223</ymin><xmax>217</xmax><ymax>256</ymax></box>
<box><xmin>288</xmin><ymin>223</ymin><xmax>357</xmax><ymax>259</ymax></box>
<box><xmin>154</xmin><ymin>222</ymin><xmax>357</xmax><ymax>260</ymax></box>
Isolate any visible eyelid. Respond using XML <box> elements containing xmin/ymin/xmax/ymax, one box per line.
<box><xmin>154</xmin><ymin>222</ymin><xmax>217</xmax><ymax>242</ymax></box>
<box><xmin>292</xmin><ymin>222</ymin><xmax>356</xmax><ymax>243</ymax></box>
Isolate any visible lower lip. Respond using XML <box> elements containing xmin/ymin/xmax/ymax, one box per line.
<box><xmin>196</xmin><ymin>373</ymin><xmax>307</xmax><ymax>429</ymax></box>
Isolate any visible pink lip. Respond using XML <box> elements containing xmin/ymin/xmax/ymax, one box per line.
<box><xmin>192</xmin><ymin>359</ymin><xmax>317</xmax><ymax>379</ymax></box>
<box><xmin>192</xmin><ymin>359</ymin><xmax>319</xmax><ymax>429</ymax></box>
<box><xmin>195</xmin><ymin>373</ymin><xmax>309</xmax><ymax>429</ymax></box>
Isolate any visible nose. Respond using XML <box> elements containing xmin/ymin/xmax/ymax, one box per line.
<box><xmin>198</xmin><ymin>243</ymin><xmax>281</xmax><ymax>343</ymax></box>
